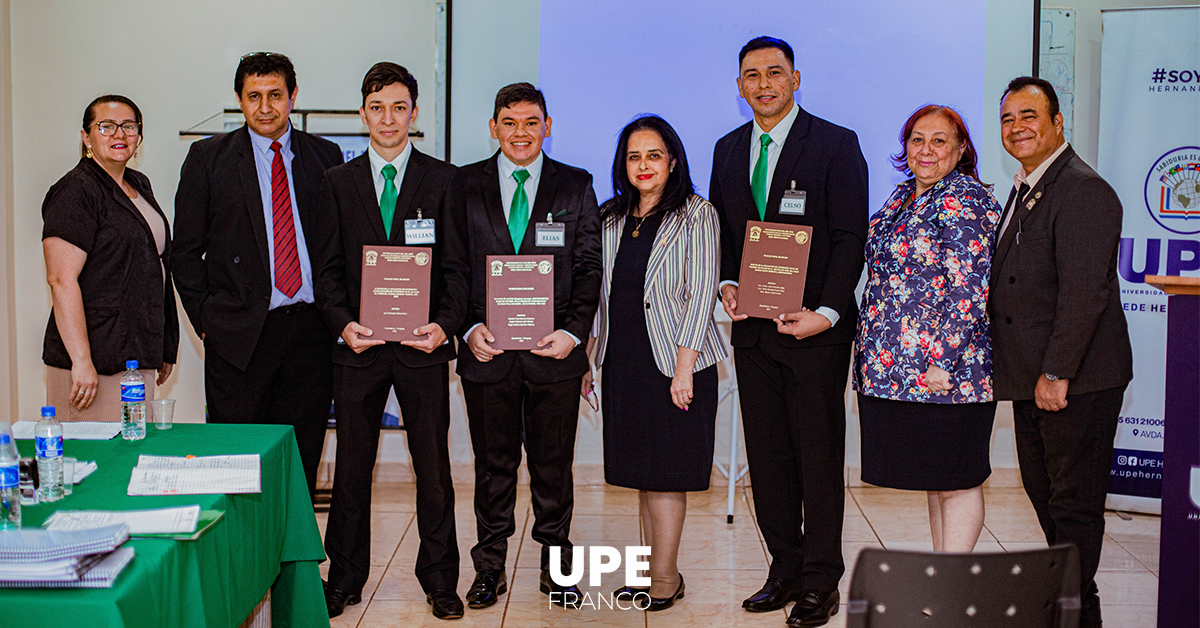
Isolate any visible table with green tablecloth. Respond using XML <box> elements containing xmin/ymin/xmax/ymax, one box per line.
<box><xmin>1</xmin><ymin>424</ymin><xmax>329</xmax><ymax>628</ymax></box>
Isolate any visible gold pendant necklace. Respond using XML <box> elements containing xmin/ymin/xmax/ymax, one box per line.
<box><xmin>631</xmin><ymin>212</ymin><xmax>652</xmax><ymax>238</ymax></box>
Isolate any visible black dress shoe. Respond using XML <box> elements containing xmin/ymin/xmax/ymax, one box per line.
<box><xmin>426</xmin><ymin>589</ymin><xmax>465</xmax><ymax>620</ymax></box>
<box><xmin>539</xmin><ymin>570</ymin><xmax>584</xmax><ymax>609</ymax></box>
<box><xmin>323</xmin><ymin>581</ymin><xmax>362</xmax><ymax>619</ymax></box>
<box><xmin>646</xmin><ymin>574</ymin><xmax>685</xmax><ymax>612</ymax></box>
<box><xmin>786</xmin><ymin>589</ymin><xmax>839</xmax><ymax>627</ymax></box>
<box><xmin>466</xmin><ymin>569</ymin><xmax>507</xmax><ymax>609</ymax></box>
<box><xmin>742</xmin><ymin>577</ymin><xmax>804</xmax><ymax>612</ymax></box>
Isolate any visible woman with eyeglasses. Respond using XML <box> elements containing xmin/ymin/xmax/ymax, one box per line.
<box><xmin>41</xmin><ymin>95</ymin><xmax>178</xmax><ymax>420</ymax></box>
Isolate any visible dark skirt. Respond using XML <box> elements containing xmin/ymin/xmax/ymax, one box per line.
<box><xmin>858</xmin><ymin>393</ymin><xmax>996</xmax><ymax>491</ymax></box>
<box><xmin>600</xmin><ymin>209</ymin><xmax>717</xmax><ymax>492</ymax></box>
<box><xmin>602</xmin><ymin>361</ymin><xmax>718</xmax><ymax>492</ymax></box>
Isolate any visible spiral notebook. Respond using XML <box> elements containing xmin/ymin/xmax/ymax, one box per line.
<box><xmin>0</xmin><ymin>524</ymin><xmax>129</xmax><ymax>562</ymax></box>
<box><xmin>0</xmin><ymin>547</ymin><xmax>135</xmax><ymax>588</ymax></box>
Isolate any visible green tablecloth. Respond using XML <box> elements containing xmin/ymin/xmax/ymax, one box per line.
<box><xmin>2</xmin><ymin>424</ymin><xmax>329</xmax><ymax>628</ymax></box>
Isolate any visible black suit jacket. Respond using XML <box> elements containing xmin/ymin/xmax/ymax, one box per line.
<box><xmin>988</xmin><ymin>146</ymin><xmax>1133</xmax><ymax>400</ymax></box>
<box><xmin>172</xmin><ymin>125</ymin><xmax>345</xmax><ymax>370</ymax></box>
<box><xmin>312</xmin><ymin>148</ymin><xmax>464</xmax><ymax>368</ymax></box>
<box><xmin>444</xmin><ymin>152</ymin><xmax>602</xmax><ymax>384</ymax></box>
<box><xmin>41</xmin><ymin>159</ymin><xmax>179</xmax><ymax>374</ymax></box>
<box><xmin>710</xmin><ymin>106</ymin><xmax>869</xmax><ymax>348</ymax></box>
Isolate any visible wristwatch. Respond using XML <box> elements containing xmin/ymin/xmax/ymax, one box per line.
<box><xmin>1044</xmin><ymin>373</ymin><xmax>1061</xmax><ymax>382</ymax></box>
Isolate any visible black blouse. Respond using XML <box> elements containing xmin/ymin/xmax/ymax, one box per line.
<box><xmin>41</xmin><ymin>158</ymin><xmax>179</xmax><ymax>375</ymax></box>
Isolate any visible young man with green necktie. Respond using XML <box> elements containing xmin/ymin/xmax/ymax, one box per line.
<box><xmin>310</xmin><ymin>62</ymin><xmax>467</xmax><ymax>620</ymax></box>
<box><xmin>442</xmin><ymin>82</ymin><xmax>601</xmax><ymax>610</ymax></box>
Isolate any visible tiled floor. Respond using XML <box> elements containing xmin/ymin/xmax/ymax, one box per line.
<box><xmin>315</xmin><ymin>483</ymin><xmax>1161</xmax><ymax>627</ymax></box>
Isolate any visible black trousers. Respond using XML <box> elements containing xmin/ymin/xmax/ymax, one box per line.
<box><xmin>462</xmin><ymin>360</ymin><xmax>581</xmax><ymax>574</ymax></box>
<box><xmin>735</xmin><ymin>339</ymin><xmax>850</xmax><ymax>593</ymax></box>
<box><xmin>1013</xmin><ymin>385</ymin><xmax>1125</xmax><ymax>628</ymax></box>
<box><xmin>324</xmin><ymin>354</ymin><xmax>457</xmax><ymax>595</ymax></box>
<box><xmin>204</xmin><ymin>305</ymin><xmax>332</xmax><ymax>498</ymax></box>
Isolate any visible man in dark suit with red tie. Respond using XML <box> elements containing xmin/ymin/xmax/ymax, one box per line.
<box><xmin>709</xmin><ymin>37</ymin><xmax>868</xmax><ymax>627</ymax></box>
<box><xmin>173</xmin><ymin>53</ymin><xmax>344</xmax><ymax>499</ymax></box>
<box><xmin>990</xmin><ymin>76</ymin><xmax>1133</xmax><ymax>628</ymax></box>
<box><xmin>443</xmin><ymin>83</ymin><xmax>601</xmax><ymax>610</ymax></box>
<box><xmin>310</xmin><ymin>62</ymin><xmax>466</xmax><ymax>620</ymax></box>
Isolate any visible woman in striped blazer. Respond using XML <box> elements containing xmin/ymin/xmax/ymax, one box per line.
<box><xmin>584</xmin><ymin>115</ymin><xmax>727</xmax><ymax>611</ymax></box>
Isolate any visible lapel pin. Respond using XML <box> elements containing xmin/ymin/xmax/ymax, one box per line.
<box><xmin>1025</xmin><ymin>191</ymin><xmax>1041</xmax><ymax>211</ymax></box>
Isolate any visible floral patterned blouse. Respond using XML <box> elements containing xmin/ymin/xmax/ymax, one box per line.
<box><xmin>853</xmin><ymin>170</ymin><xmax>1001</xmax><ymax>404</ymax></box>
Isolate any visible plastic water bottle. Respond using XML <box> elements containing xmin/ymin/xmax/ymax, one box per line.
<box><xmin>35</xmin><ymin>406</ymin><xmax>64</xmax><ymax>503</ymax></box>
<box><xmin>121</xmin><ymin>360</ymin><xmax>146</xmax><ymax>440</ymax></box>
<box><xmin>0</xmin><ymin>423</ymin><xmax>20</xmax><ymax>529</ymax></box>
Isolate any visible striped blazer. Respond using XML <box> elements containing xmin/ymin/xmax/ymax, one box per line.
<box><xmin>591</xmin><ymin>194</ymin><xmax>728</xmax><ymax>376</ymax></box>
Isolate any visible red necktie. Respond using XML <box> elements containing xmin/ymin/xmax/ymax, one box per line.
<box><xmin>269</xmin><ymin>141</ymin><xmax>301</xmax><ymax>298</ymax></box>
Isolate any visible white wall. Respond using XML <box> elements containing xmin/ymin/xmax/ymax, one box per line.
<box><xmin>449</xmin><ymin>0</ymin><xmax>539</xmax><ymax>165</ymax></box>
<box><xmin>1</xmin><ymin>0</ymin><xmax>16</xmax><ymax>427</ymax></box>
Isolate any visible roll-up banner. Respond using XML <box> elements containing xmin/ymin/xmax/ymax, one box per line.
<box><xmin>1097</xmin><ymin>7</ymin><xmax>1200</xmax><ymax>514</ymax></box>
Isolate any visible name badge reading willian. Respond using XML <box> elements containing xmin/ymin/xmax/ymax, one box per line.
<box><xmin>780</xmin><ymin>181</ymin><xmax>806</xmax><ymax>216</ymax></box>
<box><xmin>535</xmin><ymin>213</ymin><xmax>565</xmax><ymax>247</ymax></box>
<box><xmin>404</xmin><ymin>215</ymin><xmax>436</xmax><ymax>245</ymax></box>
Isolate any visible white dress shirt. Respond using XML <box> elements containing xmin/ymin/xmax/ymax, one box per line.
<box><xmin>998</xmin><ymin>141</ymin><xmax>1070</xmax><ymax>241</ymax></box>
<box><xmin>248</xmin><ymin>124</ymin><xmax>315</xmax><ymax>309</ymax></box>
<box><xmin>498</xmin><ymin>150</ymin><xmax>544</xmax><ymax>222</ymax></box>
<box><xmin>721</xmin><ymin>103</ymin><xmax>839</xmax><ymax>327</ymax></box>
<box><xmin>749</xmin><ymin>101</ymin><xmax>800</xmax><ymax>192</ymax></box>
<box><xmin>367</xmin><ymin>140</ymin><xmax>414</xmax><ymax>205</ymax></box>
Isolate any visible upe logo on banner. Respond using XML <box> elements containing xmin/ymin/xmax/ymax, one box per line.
<box><xmin>1145</xmin><ymin>146</ymin><xmax>1200</xmax><ymax>235</ymax></box>
<box><xmin>547</xmin><ymin>546</ymin><xmax>651</xmax><ymax>610</ymax></box>
<box><xmin>1191</xmin><ymin>467</ymin><xmax>1200</xmax><ymax>510</ymax></box>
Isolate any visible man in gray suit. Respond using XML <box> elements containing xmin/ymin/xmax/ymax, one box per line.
<box><xmin>989</xmin><ymin>76</ymin><xmax>1133</xmax><ymax>628</ymax></box>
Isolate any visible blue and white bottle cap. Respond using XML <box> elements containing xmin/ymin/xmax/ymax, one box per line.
<box><xmin>126</xmin><ymin>360</ymin><xmax>139</xmax><ymax>370</ymax></box>
<box><xmin>41</xmin><ymin>406</ymin><xmax>55</xmax><ymax>417</ymax></box>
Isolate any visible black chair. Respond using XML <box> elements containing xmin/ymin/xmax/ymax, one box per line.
<box><xmin>847</xmin><ymin>545</ymin><xmax>1081</xmax><ymax>627</ymax></box>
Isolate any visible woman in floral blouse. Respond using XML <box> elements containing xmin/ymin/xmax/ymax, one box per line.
<box><xmin>854</xmin><ymin>105</ymin><xmax>1001</xmax><ymax>552</ymax></box>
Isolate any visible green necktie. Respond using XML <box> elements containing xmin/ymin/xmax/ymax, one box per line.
<box><xmin>509</xmin><ymin>168</ymin><xmax>531</xmax><ymax>251</ymax></box>
<box><xmin>380</xmin><ymin>163</ymin><xmax>398</xmax><ymax>239</ymax></box>
<box><xmin>751</xmin><ymin>133</ymin><xmax>772</xmax><ymax>220</ymax></box>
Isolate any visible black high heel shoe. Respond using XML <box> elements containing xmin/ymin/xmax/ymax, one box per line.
<box><xmin>613</xmin><ymin>585</ymin><xmax>650</xmax><ymax>600</ymax></box>
<box><xmin>646</xmin><ymin>574</ymin><xmax>685</xmax><ymax>612</ymax></box>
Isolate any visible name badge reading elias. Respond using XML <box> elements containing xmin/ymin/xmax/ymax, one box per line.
<box><xmin>780</xmin><ymin>181</ymin><xmax>806</xmax><ymax>216</ymax></box>
<box><xmin>535</xmin><ymin>213</ymin><xmax>565</xmax><ymax>247</ymax></box>
<box><xmin>404</xmin><ymin>218</ymin><xmax>436</xmax><ymax>245</ymax></box>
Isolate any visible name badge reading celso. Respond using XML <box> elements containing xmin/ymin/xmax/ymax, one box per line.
<box><xmin>780</xmin><ymin>181</ymin><xmax>807</xmax><ymax>216</ymax></box>
<box><xmin>404</xmin><ymin>217</ymin><xmax>436</xmax><ymax>245</ymax></box>
<box><xmin>535</xmin><ymin>213</ymin><xmax>566</xmax><ymax>247</ymax></box>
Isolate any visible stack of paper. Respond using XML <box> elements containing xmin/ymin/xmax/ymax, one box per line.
<box><xmin>0</xmin><ymin>524</ymin><xmax>133</xmax><ymax>588</ymax></box>
<box><xmin>127</xmin><ymin>454</ymin><xmax>261</xmax><ymax>495</ymax></box>
<box><xmin>0</xmin><ymin>548</ymin><xmax>135</xmax><ymax>588</ymax></box>
<box><xmin>45</xmin><ymin>505</ymin><xmax>202</xmax><ymax>535</ymax></box>
<box><xmin>11</xmin><ymin>421</ymin><xmax>122</xmax><ymax>441</ymax></box>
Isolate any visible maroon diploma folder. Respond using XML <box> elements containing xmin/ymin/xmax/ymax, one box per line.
<box><xmin>486</xmin><ymin>255</ymin><xmax>554</xmax><ymax>350</ymax></box>
<box><xmin>359</xmin><ymin>245</ymin><xmax>432</xmax><ymax>342</ymax></box>
<box><xmin>735</xmin><ymin>221</ymin><xmax>813</xmax><ymax>319</ymax></box>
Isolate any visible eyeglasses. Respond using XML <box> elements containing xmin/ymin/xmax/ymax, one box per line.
<box><xmin>94</xmin><ymin>121</ymin><xmax>140</xmax><ymax>136</ymax></box>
